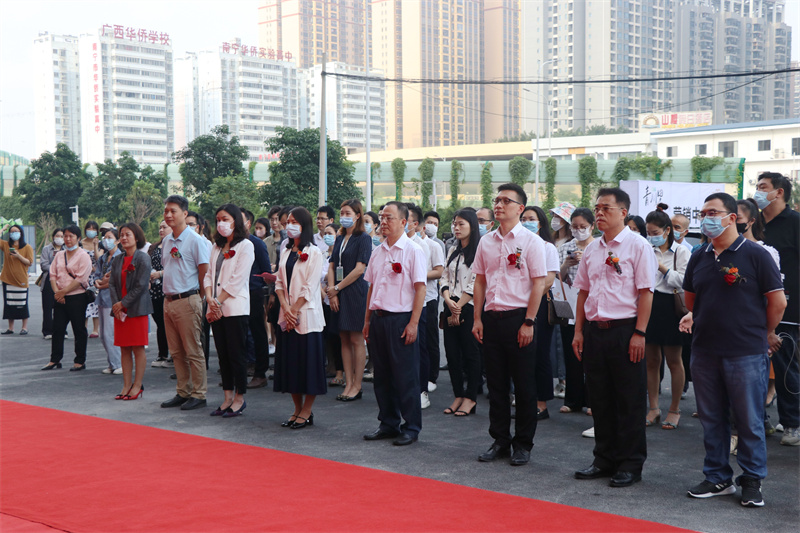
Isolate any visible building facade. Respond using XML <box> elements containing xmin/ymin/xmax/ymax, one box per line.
<box><xmin>33</xmin><ymin>33</ymin><xmax>82</xmax><ymax>157</ymax></box>
<box><xmin>173</xmin><ymin>52</ymin><xmax>200</xmax><ymax>152</ymax></box>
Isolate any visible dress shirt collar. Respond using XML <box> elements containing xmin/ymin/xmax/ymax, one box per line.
<box><xmin>599</xmin><ymin>225</ymin><xmax>633</xmax><ymax>248</ymax></box>
<box><xmin>170</xmin><ymin>226</ymin><xmax>193</xmax><ymax>242</ymax></box>
<box><xmin>704</xmin><ymin>234</ymin><xmax>746</xmax><ymax>254</ymax></box>
<box><xmin>381</xmin><ymin>232</ymin><xmax>411</xmax><ymax>252</ymax></box>
<box><xmin>490</xmin><ymin>221</ymin><xmax>525</xmax><ymax>240</ymax></box>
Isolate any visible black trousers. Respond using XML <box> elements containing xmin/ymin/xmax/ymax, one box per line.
<box><xmin>211</xmin><ymin>315</ymin><xmax>249</xmax><ymax>394</ymax></box>
<box><xmin>249</xmin><ymin>290</ymin><xmax>270</xmax><ymax>379</ymax></box>
<box><xmin>482</xmin><ymin>309</ymin><xmax>537</xmax><ymax>452</ymax></box>
<box><xmin>443</xmin><ymin>304</ymin><xmax>481</xmax><ymax>401</ymax></box>
<box><xmin>201</xmin><ymin>301</ymin><xmax>211</xmax><ymax>369</ymax></box>
<box><xmin>535</xmin><ymin>295</ymin><xmax>554</xmax><ymax>402</ymax></box>
<box><xmin>41</xmin><ymin>279</ymin><xmax>55</xmax><ymax>337</ymax></box>
<box><xmin>561</xmin><ymin>324</ymin><xmax>588</xmax><ymax>410</ymax></box>
<box><xmin>369</xmin><ymin>312</ymin><xmax>422</xmax><ymax>437</ymax></box>
<box><xmin>426</xmin><ymin>298</ymin><xmax>441</xmax><ymax>383</ymax></box>
<box><xmin>583</xmin><ymin>322</ymin><xmax>647</xmax><ymax>475</ymax></box>
<box><xmin>151</xmin><ymin>297</ymin><xmax>169</xmax><ymax>359</ymax></box>
<box><xmin>418</xmin><ymin>305</ymin><xmax>428</xmax><ymax>393</ymax></box>
<box><xmin>50</xmin><ymin>293</ymin><xmax>88</xmax><ymax>365</ymax></box>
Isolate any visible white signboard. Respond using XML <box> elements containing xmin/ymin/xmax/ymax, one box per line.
<box><xmin>620</xmin><ymin>180</ymin><xmax>725</xmax><ymax>230</ymax></box>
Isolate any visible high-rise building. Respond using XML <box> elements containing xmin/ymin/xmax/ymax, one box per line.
<box><xmin>300</xmin><ymin>62</ymin><xmax>386</xmax><ymax>153</ymax></box>
<box><xmin>78</xmin><ymin>25</ymin><xmax>174</xmax><ymax>165</ymax></box>
<box><xmin>258</xmin><ymin>0</ymin><xmax>368</xmax><ymax>69</ymax></box>
<box><xmin>672</xmin><ymin>0</ymin><xmax>793</xmax><ymax>124</ymax></box>
<box><xmin>791</xmin><ymin>60</ymin><xmax>800</xmax><ymax>119</ymax></box>
<box><xmin>174</xmin><ymin>52</ymin><xmax>200</xmax><ymax>152</ymax></box>
<box><xmin>33</xmin><ymin>33</ymin><xmax>82</xmax><ymax>157</ymax></box>
<box><xmin>484</xmin><ymin>0</ymin><xmax>520</xmax><ymax>143</ymax></box>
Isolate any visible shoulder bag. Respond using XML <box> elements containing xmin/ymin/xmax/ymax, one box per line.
<box><xmin>64</xmin><ymin>251</ymin><xmax>96</xmax><ymax>304</ymax></box>
<box><xmin>672</xmin><ymin>251</ymin><xmax>688</xmax><ymax>317</ymax></box>
<box><xmin>547</xmin><ymin>274</ymin><xmax>574</xmax><ymax>327</ymax></box>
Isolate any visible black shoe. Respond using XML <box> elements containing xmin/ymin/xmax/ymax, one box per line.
<box><xmin>609</xmin><ymin>471</ymin><xmax>642</xmax><ymax>487</ymax></box>
<box><xmin>363</xmin><ymin>428</ymin><xmax>400</xmax><ymax>441</ymax></box>
<box><xmin>161</xmin><ymin>395</ymin><xmax>189</xmax><ymax>408</ymax></box>
<box><xmin>537</xmin><ymin>408</ymin><xmax>550</xmax><ymax>420</ymax></box>
<box><xmin>510</xmin><ymin>448</ymin><xmax>530</xmax><ymax>466</ymax></box>
<box><xmin>392</xmin><ymin>433</ymin><xmax>418</xmax><ymax>446</ymax></box>
<box><xmin>180</xmin><ymin>398</ymin><xmax>207</xmax><ymax>411</ymax></box>
<box><xmin>69</xmin><ymin>364</ymin><xmax>86</xmax><ymax>372</ymax></box>
<box><xmin>738</xmin><ymin>476</ymin><xmax>764</xmax><ymax>507</ymax></box>
<box><xmin>170</xmin><ymin>373</ymin><xmax>177</xmax><ymax>380</ymax></box>
<box><xmin>478</xmin><ymin>444</ymin><xmax>511</xmax><ymax>462</ymax></box>
<box><xmin>290</xmin><ymin>413</ymin><xmax>314</xmax><ymax>429</ymax></box>
<box><xmin>281</xmin><ymin>415</ymin><xmax>299</xmax><ymax>427</ymax></box>
<box><xmin>41</xmin><ymin>362</ymin><xmax>62</xmax><ymax>371</ymax></box>
<box><xmin>222</xmin><ymin>401</ymin><xmax>246</xmax><ymax>418</ymax></box>
<box><xmin>574</xmin><ymin>465</ymin><xmax>614</xmax><ymax>480</ymax></box>
<box><xmin>340</xmin><ymin>390</ymin><xmax>363</xmax><ymax>402</ymax></box>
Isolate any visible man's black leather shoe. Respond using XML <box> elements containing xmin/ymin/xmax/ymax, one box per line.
<box><xmin>392</xmin><ymin>433</ymin><xmax>418</xmax><ymax>446</ymax></box>
<box><xmin>609</xmin><ymin>471</ymin><xmax>641</xmax><ymax>487</ymax></box>
<box><xmin>478</xmin><ymin>444</ymin><xmax>511</xmax><ymax>462</ymax></box>
<box><xmin>574</xmin><ymin>465</ymin><xmax>614</xmax><ymax>479</ymax></box>
<box><xmin>180</xmin><ymin>398</ymin><xmax>207</xmax><ymax>410</ymax></box>
<box><xmin>510</xmin><ymin>448</ymin><xmax>530</xmax><ymax>466</ymax></box>
<box><xmin>363</xmin><ymin>428</ymin><xmax>399</xmax><ymax>441</ymax></box>
<box><xmin>161</xmin><ymin>395</ymin><xmax>189</xmax><ymax>408</ymax></box>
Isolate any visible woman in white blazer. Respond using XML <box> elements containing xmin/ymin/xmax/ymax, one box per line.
<box><xmin>274</xmin><ymin>206</ymin><xmax>327</xmax><ymax>429</ymax></box>
<box><xmin>203</xmin><ymin>204</ymin><xmax>255</xmax><ymax>418</ymax></box>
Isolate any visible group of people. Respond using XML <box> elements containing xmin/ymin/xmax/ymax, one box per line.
<box><xmin>2</xmin><ymin>171</ymin><xmax>797</xmax><ymax>508</ymax></box>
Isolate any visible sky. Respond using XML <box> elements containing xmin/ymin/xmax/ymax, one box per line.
<box><xmin>1</xmin><ymin>0</ymin><xmax>798</xmax><ymax>161</ymax></box>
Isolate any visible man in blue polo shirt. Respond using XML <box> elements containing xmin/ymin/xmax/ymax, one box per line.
<box><xmin>682</xmin><ymin>192</ymin><xmax>785</xmax><ymax>508</ymax></box>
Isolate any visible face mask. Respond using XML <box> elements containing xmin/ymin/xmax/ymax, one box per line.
<box><xmin>53</xmin><ymin>237</ymin><xmax>64</xmax><ymax>247</ymax></box>
<box><xmin>424</xmin><ymin>223</ymin><xmax>437</xmax><ymax>238</ymax></box>
<box><xmin>9</xmin><ymin>232</ymin><xmax>21</xmax><ymax>241</ymax></box>
<box><xmin>66</xmin><ymin>244</ymin><xmax>79</xmax><ymax>251</ymax></box>
<box><xmin>86</xmin><ymin>230</ymin><xmax>97</xmax><ymax>239</ymax></box>
<box><xmin>323</xmin><ymin>234</ymin><xmax>336</xmax><ymax>246</ymax></box>
<box><xmin>102</xmin><ymin>238</ymin><xmax>116</xmax><ymax>250</ymax></box>
<box><xmin>217</xmin><ymin>221</ymin><xmax>233</xmax><ymax>237</ymax></box>
<box><xmin>647</xmin><ymin>234</ymin><xmax>667</xmax><ymax>247</ymax></box>
<box><xmin>521</xmin><ymin>221</ymin><xmax>539</xmax><ymax>234</ymax></box>
<box><xmin>550</xmin><ymin>218</ymin><xmax>563</xmax><ymax>232</ymax></box>
<box><xmin>255</xmin><ymin>229</ymin><xmax>266</xmax><ymax>238</ymax></box>
<box><xmin>700</xmin><ymin>216</ymin><xmax>728</xmax><ymax>239</ymax></box>
<box><xmin>572</xmin><ymin>227</ymin><xmax>592</xmax><ymax>241</ymax></box>
<box><xmin>286</xmin><ymin>223</ymin><xmax>301</xmax><ymax>238</ymax></box>
<box><xmin>404</xmin><ymin>223</ymin><xmax>410</xmax><ymax>234</ymax></box>
<box><xmin>736</xmin><ymin>222</ymin><xmax>749</xmax><ymax>234</ymax></box>
<box><xmin>674</xmin><ymin>229</ymin><xmax>685</xmax><ymax>240</ymax></box>
<box><xmin>340</xmin><ymin>216</ymin><xmax>354</xmax><ymax>228</ymax></box>
<box><xmin>479</xmin><ymin>225</ymin><xmax>488</xmax><ymax>237</ymax></box>
<box><xmin>364</xmin><ymin>222</ymin><xmax>373</xmax><ymax>234</ymax></box>
<box><xmin>753</xmin><ymin>191</ymin><xmax>774</xmax><ymax>210</ymax></box>
<box><xmin>372</xmin><ymin>236</ymin><xmax>381</xmax><ymax>247</ymax></box>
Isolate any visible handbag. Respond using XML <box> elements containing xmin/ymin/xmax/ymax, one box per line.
<box><xmin>439</xmin><ymin>254</ymin><xmax>463</xmax><ymax>329</ymax></box>
<box><xmin>35</xmin><ymin>272</ymin><xmax>45</xmax><ymax>287</ymax></box>
<box><xmin>672</xmin><ymin>252</ymin><xmax>688</xmax><ymax>317</ymax></box>
<box><xmin>547</xmin><ymin>274</ymin><xmax>574</xmax><ymax>327</ymax></box>
<box><xmin>63</xmin><ymin>251</ymin><xmax>96</xmax><ymax>304</ymax></box>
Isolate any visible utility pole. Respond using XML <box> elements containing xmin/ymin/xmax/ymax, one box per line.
<box><xmin>364</xmin><ymin>0</ymin><xmax>372</xmax><ymax>211</ymax></box>
<box><xmin>319</xmin><ymin>54</ymin><xmax>327</xmax><ymax>206</ymax></box>
<box><xmin>534</xmin><ymin>58</ymin><xmax>557</xmax><ymax>205</ymax></box>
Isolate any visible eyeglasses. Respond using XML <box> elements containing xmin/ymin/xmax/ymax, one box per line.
<box><xmin>187</xmin><ymin>222</ymin><xmax>198</xmax><ymax>227</ymax></box>
<box><xmin>477</xmin><ymin>218</ymin><xmax>492</xmax><ymax>225</ymax></box>
<box><xmin>315</xmin><ymin>216</ymin><xmax>329</xmax><ymax>221</ymax></box>
<box><xmin>492</xmin><ymin>196</ymin><xmax>523</xmax><ymax>206</ymax></box>
<box><xmin>593</xmin><ymin>205</ymin><xmax>622</xmax><ymax>214</ymax></box>
<box><xmin>378</xmin><ymin>215</ymin><xmax>399</xmax><ymax>222</ymax></box>
<box><xmin>697</xmin><ymin>210</ymin><xmax>730</xmax><ymax>220</ymax></box>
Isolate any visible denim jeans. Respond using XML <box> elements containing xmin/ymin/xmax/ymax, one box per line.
<box><xmin>691</xmin><ymin>351</ymin><xmax>769</xmax><ymax>483</ymax></box>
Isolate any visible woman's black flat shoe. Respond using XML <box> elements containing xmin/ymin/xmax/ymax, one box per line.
<box><xmin>340</xmin><ymin>390</ymin><xmax>363</xmax><ymax>402</ymax></box>
<box><xmin>41</xmin><ymin>363</ymin><xmax>62</xmax><ymax>371</ymax></box>
<box><xmin>290</xmin><ymin>412</ymin><xmax>314</xmax><ymax>429</ymax></box>
<box><xmin>281</xmin><ymin>415</ymin><xmax>299</xmax><ymax>427</ymax></box>
<box><xmin>69</xmin><ymin>364</ymin><xmax>86</xmax><ymax>372</ymax></box>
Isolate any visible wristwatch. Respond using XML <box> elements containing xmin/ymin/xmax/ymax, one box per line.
<box><xmin>633</xmin><ymin>329</ymin><xmax>646</xmax><ymax>337</ymax></box>
<box><xmin>523</xmin><ymin>317</ymin><xmax>536</xmax><ymax>327</ymax></box>
<box><xmin>334</xmin><ymin>285</ymin><xmax>340</xmax><ymax>292</ymax></box>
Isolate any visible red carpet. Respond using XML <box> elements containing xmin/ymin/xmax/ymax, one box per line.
<box><xmin>0</xmin><ymin>400</ymin><xmax>694</xmax><ymax>533</ymax></box>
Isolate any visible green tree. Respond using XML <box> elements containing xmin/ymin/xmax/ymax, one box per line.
<box><xmin>370</xmin><ymin>162</ymin><xmax>381</xmax><ymax>204</ymax></box>
<box><xmin>414</xmin><ymin>158</ymin><xmax>435</xmax><ymax>210</ymax></box>
<box><xmin>261</xmin><ymin>127</ymin><xmax>360</xmax><ymax>212</ymax></box>
<box><xmin>508</xmin><ymin>156</ymin><xmax>533</xmax><ymax>188</ymax></box>
<box><xmin>120</xmin><ymin>180</ymin><xmax>164</xmax><ymax>227</ymax></box>
<box><xmin>611</xmin><ymin>157</ymin><xmax>631</xmax><ymax>186</ymax></box>
<box><xmin>630</xmin><ymin>154</ymin><xmax>672</xmax><ymax>181</ymax></box>
<box><xmin>16</xmin><ymin>143</ymin><xmax>88</xmax><ymax>225</ymax></box>
<box><xmin>690</xmin><ymin>156</ymin><xmax>724</xmax><ymax>183</ymax></box>
<box><xmin>543</xmin><ymin>157</ymin><xmax>557</xmax><ymax>212</ymax></box>
<box><xmin>173</xmin><ymin>125</ymin><xmax>249</xmax><ymax>218</ymax></box>
<box><xmin>578</xmin><ymin>157</ymin><xmax>599</xmax><ymax>208</ymax></box>
<box><xmin>207</xmin><ymin>174</ymin><xmax>262</xmax><ymax>214</ymax></box>
<box><xmin>449</xmin><ymin>159</ymin><xmax>464</xmax><ymax>210</ymax></box>
<box><xmin>480</xmin><ymin>162</ymin><xmax>494</xmax><ymax>207</ymax></box>
<box><xmin>391</xmin><ymin>158</ymin><xmax>406</xmax><ymax>201</ymax></box>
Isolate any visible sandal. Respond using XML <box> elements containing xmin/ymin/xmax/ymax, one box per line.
<box><xmin>645</xmin><ymin>408</ymin><xmax>661</xmax><ymax>427</ymax></box>
<box><xmin>662</xmin><ymin>409</ymin><xmax>681</xmax><ymax>430</ymax></box>
<box><xmin>559</xmin><ymin>405</ymin><xmax>575</xmax><ymax>413</ymax></box>
<box><xmin>443</xmin><ymin>407</ymin><xmax>456</xmax><ymax>415</ymax></box>
<box><xmin>329</xmin><ymin>377</ymin><xmax>345</xmax><ymax>387</ymax></box>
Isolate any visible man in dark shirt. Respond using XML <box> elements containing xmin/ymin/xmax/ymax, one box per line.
<box><xmin>683</xmin><ymin>193</ymin><xmax>786</xmax><ymax>507</ymax></box>
<box><xmin>757</xmin><ymin>172</ymin><xmax>800</xmax><ymax>448</ymax></box>
<box><xmin>241</xmin><ymin>208</ymin><xmax>272</xmax><ymax>389</ymax></box>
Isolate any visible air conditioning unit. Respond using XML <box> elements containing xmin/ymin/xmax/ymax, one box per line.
<box><xmin>772</xmin><ymin>148</ymin><xmax>785</xmax><ymax>159</ymax></box>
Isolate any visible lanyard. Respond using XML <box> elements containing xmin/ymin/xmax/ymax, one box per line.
<box><xmin>338</xmin><ymin>235</ymin><xmax>351</xmax><ymax>267</ymax></box>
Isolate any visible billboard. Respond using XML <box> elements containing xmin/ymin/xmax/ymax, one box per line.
<box><xmin>639</xmin><ymin>112</ymin><xmax>713</xmax><ymax>131</ymax></box>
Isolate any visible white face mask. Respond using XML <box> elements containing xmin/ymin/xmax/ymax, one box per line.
<box><xmin>217</xmin><ymin>221</ymin><xmax>233</xmax><ymax>237</ymax></box>
<box><xmin>571</xmin><ymin>227</ymin><xmax>592</xmax><ymax>241</ymax></box>
<box><xmin>286</xmin><ymin>223</ymin><xmax>302</xmax><ymax>238</ymax></box>
<box><xmin>551</xmin><ymin>218</ymin><xmax>564</xmax><ymax>232</ymax></box>
<box><xmin>424</xmin><ymin>223</ymin><xmax>437</xmax><ymax>238</ymax></box>
<box><xmin>53</xmin><ymin>237</ymin><xmax>64</xmax><ymax>247</ymax></box>
<box><xmin>255</xmin><ymin>229</ymin><xmax>266</xmax><ymax>238</ymax></box>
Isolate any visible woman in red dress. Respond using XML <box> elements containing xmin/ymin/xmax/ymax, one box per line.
<box><xmin>110</xmin><ymin>223</ymin><xmax>153</xmax><ymax>400</ymax></box>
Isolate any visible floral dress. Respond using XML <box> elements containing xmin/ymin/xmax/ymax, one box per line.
<box><xmin>85</xmin><ymin>249</ymin><xmax>99</xmax><ymax>319</ymax></box>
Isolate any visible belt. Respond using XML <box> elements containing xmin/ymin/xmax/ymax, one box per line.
<box><xmin>374</xmin><ymin>309</ymin><xmax>408</xmax><ymax>318</ymax></box>
<box><xmin>483</xmin><ymin>308</ymin><xmax>526</xmax><ymax>320</ymax></box>
<box><xmin>588</xmin><ymin>317</ymin><xmax>636</xmax><ymax>330</ymax></box>
<box><xmin>165</xmin><ymin>290</ymin><xmax>199</xmax><ymax>302</ymax></box>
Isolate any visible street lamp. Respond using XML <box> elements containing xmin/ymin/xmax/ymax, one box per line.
<box><xmin>534</xmin><ymin>58</ymin><xmax>557</xmax><ymax>205</ymax></box>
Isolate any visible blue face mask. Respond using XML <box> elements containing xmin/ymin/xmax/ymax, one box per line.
<box><xmin>479</xmin><ymin>225</ymin><xmax>488</xmax><ymax>237</ymax></box>
<box><xmin>521</xmin><ymin>221</ymin><xmax>539</xmax><ymax>234</ymax></box>
<box><xmin>364</xmin><ymin>222</ymin><xmax>373</xmax><ymax>234</ymax></box>
<box><xmin>372</xmin><ymin>236</ymin><xmax>381</xmax><ymax>247</ymax></box>
<box><xmin>86</xmin><ymin>230</ymin><xmax>97</xmax><ymax>239</ymax></box>
<box><xmin>753</xmin><ymin>191</ymin><xmax>774</xmax><ymax>210</ymax></box>
<box><xmin>340</xmin><ymin>216</ymin><xmax>354</xmax><ymax>228</ymax></box>
<box><xmin>323</xmin><ymin>234</ymin><xmax>336</xmax><ymax>247</ymax></box>
<box><xmin>647</xmin><ymin>234</ymin><xmax>667</xmax><ymax>247</ymax></box>
<box><xmin>102</xmin><ymin>238</ymin><xmax>116</xmax><ymax>250</ymax></box>
<box><xmin>66</xmin><ymin>244</ymin><xmax>79</xmax><ymax>251</ymax></box>
<box><xmin>700</xmin><ymin>216</ymin><xmax>727</xmax><ymax>239</ymax></box>
<box><xmin>9</xmin><ymin>231</ymin><xmax>21</xmax><ymax>241</ymax></box>
<box><xmin>404</xmin><ymin>223</ymin><xmax>409</xmax><ymax>234</ymax></box>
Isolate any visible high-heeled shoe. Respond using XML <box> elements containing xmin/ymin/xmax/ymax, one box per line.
<box><xmin>454</xmin><ymin>404</ymin><xmax>476</xmax><ymax>417</ymax></box>
<box><xmin>41</xmin><ymin>362</ymin><xmax>62</xmax><ymax>371</ymax></box>
<box><xmin>69</xmin><ymin>364</ymin><xmax>86</xmax><ymax>372</ymax></box>
<box><xmin>340</xmin><ymin>390</ymin><xmax>362</xmax><ymax>402</ymax></box>
<box><xmin>290</xmin><ymin>412</ymin><xmax>314</xmax><ymax>429</ymax></box>
<box><xmin>115</xmin><ymin>387</ymin><xmax>131</xmax><ymax>400</ymax></box>
<box><xmin>222</xmin><ymin>401</ymin><xmax>246</xmax><ymax>418</ymax></box>
<box><xmin>123</xmin><ymin>385</ymin><xmax>144</xmax><ymax>401</ymax></box>
<box><xmin>211</xmin><ymin>405</ymin><xmax>233</xmax><ymax>416</ymax></box>
<box><xmin>281</xmin><ymin>414</ymin><xmax>299</xmax><ymax>427</ymax></box>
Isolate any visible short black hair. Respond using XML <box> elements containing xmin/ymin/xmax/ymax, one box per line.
<box><xmin>165</xmin><ymin>195</ymin><xmax>189</xmax><ymax>211</ymax></box>
<box><xmin>571</xmin><ymin>207</ymin><xmax>595</xmax><ymax>225</ymax></box>
<box><xmin>240</xmin><ymin>207</ymin><xmax>255</xmax><ymax>226</ymax></box>
<box><xmin>317</xmin><ymin>205</ymin><xmax>335</xmax><ymax>219</ymax></box>
<box><xmin>758</xmin><ymin>172</ymin><xmax>792</xmax><ymax>202</ymax></box>
<box><xmin>213</xmin><ymin>204</ymin><xmax>248</xmax><ymax>249</ymax></box>
<box><xmin>51</xmin><ymin>227</ymin><xmax>64</xmax><ymax>239</ymax></box>
<box><xmin>101</xmin><ymin>228</ymin><xmax>119</xmax><ymax>240</ymax></box>
<box><xmin>497</xmin><ymin>183</ymin><xmax>527</xmax><ymax>206</ymax></box>
<box><xmin>267</xmin><ymin>205</ymin><xmax>282</xmax><ymax>219</ymax></box>
<box><xmin>279</xmin><ymin>205</ymin><xmax>294</xmax><ymax>220</ymax></box>
<box><xmin>424</xmin><ymin>210</ymin><xmax>440</xmax><ymax>222</ymax></box>
<box><xmin>118</xmin><ymin>223</ymin><xmax>146</xmax><ymax>249</ymax></box>
<box><xmin>84</xmin><ymin>220</ymin><xmax>99</xmax><ymax>232</ymax></box>
<box><xmin>404</xmin><ymin>203</ymin><xmax>423</xmax><ymax>225</ymax></box>
<box><xmin>63</xmin><ymin>225</ymin><xmax>81</xmax><ymax>239</ymax></box>
<box><xmin>645</xmin><ymin>208</ymin><xmax>674</xmax><ymax>247</ymax></box>
<box><xmin>597</xmin><ymin>187</ymin><xmax>631</xmax><ymax>211</ymax></box>
<box><xmin>522</xmin><ymin>206</ymin><xmax>553</xmax><ymax>244</ymax></box>
<box><xmin>384</xmin><ymin>201</ymin><xmax>409</xmax><ymax>221</ymax></box>
<box><xmin>704</xmin><ymin>192</ymin><xmax>737</xmax><ymax>215</ymax></box>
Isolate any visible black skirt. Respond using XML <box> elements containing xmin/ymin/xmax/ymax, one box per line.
<box><xmin>645</xmin><ymin>291</ymin><xmax>682</xmax><ymax>346</ymax></box>
<box><xmin>2</xmin><ymin>282</ymin><xmax>29</xmax><ymax>320</ymax></box>
<box><xmin>273</xmin><ymin>330</ymin><xmax>327</xmax><ymax>395</ymax></box>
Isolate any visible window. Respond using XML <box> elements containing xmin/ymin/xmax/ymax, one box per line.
<box><xmin>757</xmin><ymin>140</ymin><xmax>771</xmax><ymax>151</ymax></box>
<box><xmin>695</xmin><ymin>144</ymin><xmax>707</xmax><ymax>155</ymax></box>
<box><xmin>666</xmin><ymin>146</ymin><xmax>677</xmax><ymax>157</ymax></box>
<box><xmin>718</xmin><ymin>141</ymin><xmax>737</xmax><ymax>158</ymax></box>
<box><xmin>793</xmin><ymin>138</ymin><xmax>800</xmax><ymax>156</ymax></box>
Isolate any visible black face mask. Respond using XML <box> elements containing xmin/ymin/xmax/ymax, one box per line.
<box><xmin>736</xmin><ymin>222</ymin><xmax>749</xmax><ymax>234</ymax></box>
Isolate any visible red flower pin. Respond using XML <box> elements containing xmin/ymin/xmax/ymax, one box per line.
<box><xmin>223</xmin><ymin>249</ymin><xmax>236</xmax><ymax>260</ymax></box>
<box><xmin>170</xmin><ymin>246</ymin><xmax>181</xmax><ymax>259</ymax></box>
<box><xmin>507</xmin><ymin>253</ymin><xmax>517</xmax><ymax>266</ymax></box>
<box><xmin>125</xmin><ymin>263</ymin><xmax>135</xmax><ymax>273</ymax></box>
<box><xmin>299</xmin><ymin>252</ymin><xmax>309</xmax><ymax>262</ymax></box>
<box><xmin>392</xmin><ymin>262</ymin><xmax>402</xmax><ymax>274</ymax></box>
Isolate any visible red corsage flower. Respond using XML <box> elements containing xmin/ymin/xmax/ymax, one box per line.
<box><xmin>170</xmin><ymin>246</ymin><xmax>181</xmax><ymax>259</ymax></box>
<box><xmin>720</xmin><ymin>264</ymin><xmax>745</xmax><ymax>286</ymax></box>
<box><xmin>507</xmin><ymin>253</ymin><xmax>517</xmax><ymax>266</ymax></box>
<box><xmin>125</xmin><ymin>263</ymin><xmax>135</xmax><ymax>273</ymax></box>
<box><xmin>299</xmin><ymin>252</ymin><xmax>309</xmax><ymax>262</ymax></box>
<box><xmin>391</xmin><ymin>262</ymin><xmax>402</xmax><ymax>274</ymax></box>
<box><xmin>606</xmin><ymin>251</ymin><xmax>622</xmax><ymax>274</ymax></box>
<box><xmin>223</xmin><ymin>249</ymin><xmax>236</xmax><ymax>260</ymax></box>
<box><xmin>507</xmin><ymin>247</ymin><xmax>522</xmax><ymax>269</ymax></box>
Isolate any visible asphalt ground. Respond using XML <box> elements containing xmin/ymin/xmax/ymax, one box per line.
<box><xmin>1</xmin><ymin>289</ymin><xmax>797</xmax><ymax>533</ymax></box>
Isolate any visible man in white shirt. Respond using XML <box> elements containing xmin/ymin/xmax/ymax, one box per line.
<box><xmin>423</xmin><ymin>210</ymin><xmax>446</xmax><ymax>391</ymax></box>
<box><xmin>314</xmin><ymin>206</ymin><xmax>335</xmax><ymax>251</ymax></box>
<box><xmin>671</xmin><ymin>214</ymin><xmax>694</xmax><ymax>252</ymax></box>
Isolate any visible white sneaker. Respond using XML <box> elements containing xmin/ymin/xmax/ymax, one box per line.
<box><xmin>151</xmin><ymin>358</ymin><xmax>166</xmax><ymax>368</ymax></box>
<box><xmin>427</xmin><ymin>381</ymin><xmax>437</xmax><ymax>393</ymax></box>
<box><xmin>268</xmin><ymin>344</ymin><xmax>276</xmax><ymax>355</ymax></box>
<box><xmin>101</xmin><ymin>367</ymin><xmax>113</xmax><ymax>374</ymax></box>
<box><xmin>780</xmin><ymin>427</ymin><xmax>800</xmax><ymax>446</ymax></box>
<box><xmin>582</xmin><ymin>426</ymin><xmax>595</xmax><ymax>438</ymax></box>
<box><xmin>112</xmin><ymin>368</ymin><xmax>123</xmax><ymax>375</ymax></box>
<box><xmin>730</xmin><ymin>435</ymin><xmax>738</xmax><ymax>455</ymax></box>
<box><xmin>553</xmin><ymin>381</ymin><xmax>566</xmax><ymax>399</ymax></box>
<box><xmin>776</xmin><ymin>423</ymin><xmax>784</xmax><ymax>432</ymax></box>
<box><xmin>44</xmin><ymin>334</ymin><xmax>52</xmax><ymax>340</ymax></box>
<box><xmin>511</xmin><ymin>394</ymin><xmax>516</xmax><ymax>407</ymax></box>
<box><xmin>421</xmin><ymin>391</ymin><xmax>431</xmax><ymax>409</ymax></box>
<box><xmin>164</xmin><ymin>358</ymin><xmax>174</xmax><ymax>367</ymax></box>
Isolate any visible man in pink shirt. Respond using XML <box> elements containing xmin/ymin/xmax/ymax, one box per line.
<box><xmin>472</xmin><ymin>183</ymin><xmax>547</xmax><ymax>466</ymax></box>
<box><xmin>572</xmin><ymin>187</ymin><xmax>657</xmax><ymax>487</ymax></box>
<box><xmin>362</xmin><ymin>201</ymin><xmax>428</xmax><ymax>446</ymax></box>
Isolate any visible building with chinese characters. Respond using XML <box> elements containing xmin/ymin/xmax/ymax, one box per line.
<box><xmin>78</xmin><ymin>24</ymin><xmax>174</xmax><ymax>165</ymax></box>
<box><xmin>33</xmin><ymin>33</ymin><xmax>82</xmax><ymax>157</ymax></box>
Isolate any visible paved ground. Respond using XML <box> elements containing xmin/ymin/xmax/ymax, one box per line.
<box><xmin>1</xmin><ymin>290</ymin><xmax>797</xmax><ymax>533</ymax></box>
